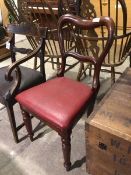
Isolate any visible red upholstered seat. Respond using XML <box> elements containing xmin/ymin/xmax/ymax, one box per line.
<box><xmin>16</xmin><ymin>77</ymin><xmax>93</xmax><ymax>130</ymax></box>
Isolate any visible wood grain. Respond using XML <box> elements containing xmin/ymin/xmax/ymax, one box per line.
<box><xmin>0</xmin><ymin>0</ymin><xmax>9</xmax><ymax>26</ymax></box>
<box><xmin>86</xmin><ymin>67</ymin><xmax>131</xmax><ymax>175</ymax></box>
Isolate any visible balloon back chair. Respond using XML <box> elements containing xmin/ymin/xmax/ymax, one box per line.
<box><xmin>78</xmin><ymin>0</ymin><xmax>131</xmax><ymax>84</ymax></box>
<box><xmin>0</xmin><ymin>22</ymin><xmax>47</xmax><ymax>143</ymax></box>
<box><xmin>16</xmin><ymin>14</ymin><xmax>114</xmax><ymax>170</ymax></box>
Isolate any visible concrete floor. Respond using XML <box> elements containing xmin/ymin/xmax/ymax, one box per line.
<box><xmin>0</xmin><ymin>37</ymin><xmax>130</xmax><ymax>175</ymax></box>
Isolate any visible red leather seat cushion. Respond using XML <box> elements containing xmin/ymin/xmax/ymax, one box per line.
<box><xmin>16</xmin><ymin>77</ymin><xmax>93</xmax><ymax>130</ymax></box>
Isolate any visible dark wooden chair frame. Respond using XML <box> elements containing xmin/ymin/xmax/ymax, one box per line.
<box><xmin>0</xmin><ymin>22</ymin><xmax>47</xmax><ymax>143</ymax></box>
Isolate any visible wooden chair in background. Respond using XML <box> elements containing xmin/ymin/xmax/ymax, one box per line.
<box><xmin>16</xmin><ymin>15</ymin><xmax>114</xmax><ymax>170</ymax></box>
<box><xmin>78</xmin><ymin>0</ymin><xmax>131</xmax><ymax>84</ymax></box>
<box><xmin>19</xmin><ymin>0</ymin><xmax>82</xmax><ymax>72</ymax></box>
<box><xmin>4</xmin><ymin>0</ymin><xmax>83</xmax><ymax>74</ymax></box>
<box><xmin>0</xmin><ymin>22</ymin><xmax>47</xmax><ymax>143</ymax></box>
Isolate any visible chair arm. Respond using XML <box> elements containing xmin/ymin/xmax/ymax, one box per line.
<box><xmin>4</xmin><ymin>36</ymin><xmax>45</xmax><ymax>97</ymax></box>
<box><xmin>65</xmin><ymin>51</ymin><xmax>97</xmax><ymax>65</ymax></box>
<box><xmin>5</xmin><ymin>42</ymin><xmax>42</xmax><ymax>82</ymax></box>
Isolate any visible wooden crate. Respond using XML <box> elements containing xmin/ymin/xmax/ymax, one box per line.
<box><xmin>86</xmin><ymin>68</ymin><xmax>131</xmax><ymax>175</ymax></box>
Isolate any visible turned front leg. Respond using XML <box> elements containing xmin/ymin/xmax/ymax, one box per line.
<box><xmin>21</xmin><ymin>108</ymin><xmax>34</xmax><ymax>141</ymax></box>
<box><xmin>61</xmin><ymin>132</ymin><xmax>72</xmax><ymax>171</ymax></box>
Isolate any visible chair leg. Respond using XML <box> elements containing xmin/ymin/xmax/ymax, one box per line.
<box><xmin>111</xmin><ymin>67</ymin><xmax>115</xmax><ymax>86</ymax></box>
<box><xmin>61</xmin><ymin>132</ymin><xmax>72</xmax><ymax>171</ymax></box>
<box><xmin>77</xmin><ymin>62</ymin><xmax>84</xmax><ymax>81</ymax></box>
<box><xmin>51</xmin><ymin>57</ymin><xmax>55</xmax><ymax>70</ymax></box>
<box><xmin>6</xmin><ymin>103</ymin><xmax>19</xmax><ymax>143</ymax></box>
<box><xmin>34</xmin><ymin>56</ymin><xmax>38</xmax><ymax>70</ymax></box>
<box><xmin>89</xmin><ymin>63</ymin><xmax>92</xmax><ymax>76</ymax></box>
<box><xmin>21</xmin><ymin>108</ymin><xmax>34</xmax><ymax>141</ymax></box>
<box><xmin>87</xmin><ymin>94</ymin><xmax>97</xmax><ymax>116</ymax></box>
<box><xmin>129</xmin><ymin>54</ymin><xmax>131</xmax><ymax>67</ymax></box>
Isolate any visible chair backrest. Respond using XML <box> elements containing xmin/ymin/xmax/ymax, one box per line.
<box><xmin>80</xmin><ymin>0</ymin><xmax>131</xmax><ymax>66</ymax></box>
<box><xmin>58</xmin><ymin>14</ymin><xmax>114</xmax><ymax>90</ymax></box>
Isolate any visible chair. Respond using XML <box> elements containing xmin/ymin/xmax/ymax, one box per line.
<box><xmin>0</xmin><ymin>22</ymin><xmax>47</xmax><ymax>143</ymax></box>
<box><xmin>18</xmin><ymin>0</ymin><xmax>82</xmax><ymax>71</ymax></box>
<box><xmin>78</xmin><ymin>0</ymin><xmax>131</xmax><ymax>84</ymax></box>
<box><xmin>15</xmin><ymin>14</ymin><xmax>114</xmax><ymax>170</ymax></box>
<box><xmin>4</xmin><ymin>0</ymin><xmax>81</xmax><ymax>72</ymax></box>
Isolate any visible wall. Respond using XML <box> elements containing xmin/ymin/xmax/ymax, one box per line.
<box><xmin>0</xmin><ymin>0</ymin><xmax>9</xmax><ymax>26</ymax></box>
<box><xmin>89</xmin><ymin>0</ymin><xmax>131</xmax><ymax>28</ymax></box>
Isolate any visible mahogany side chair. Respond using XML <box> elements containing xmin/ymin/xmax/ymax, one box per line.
<box><xmin>15</xmin><ymin>15</ymin><xmax>114</xmax><ymax>170</ymax></box>
<box><xmin>0</xmin><ymin>22</ymin><xmax>47</xmax><ymax>143</ymax></box>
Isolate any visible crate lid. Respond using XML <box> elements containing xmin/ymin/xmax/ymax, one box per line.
<box><xmin>86</xmin><ymin>68</ymin><xmax>131</xmax><ymax>142</ymax></box>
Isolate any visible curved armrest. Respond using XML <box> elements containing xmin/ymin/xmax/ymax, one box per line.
<box><xmin>2</xmin><ymin>23</ymin><xmax>47</xmax><ymax>95</ymax></box>
<box><xmin>5</xmin><ymin>41</ymin><xmax>43</xmax><ymax>81</ymax></box>
<box><xmin>65</xmin><ymin>51</ymin><xmax>97</xmax><ymax>65</ymax></box>
<box><xmin>4</xmin><ymin>42</ymin><xmax>43</xmax><ymax>97</ymax></box>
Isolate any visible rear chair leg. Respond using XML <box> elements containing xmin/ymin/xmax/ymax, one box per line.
<box><xmin>129</xmin><ymin>54</ymin><xmax>131</xmax><ymax>67</ymax></box>
<box><xmin>77</xmin><ymin>62</ymin><xmax>84</xmax><ymax>81</ymax></box>
<box><xmin>111</xmin><ymin>67</ymin><xmax>115</xmax><ymax>86</ymax></box>
<box><xmin>89</xmin><ymin>64</ymin><xmax>92</xmax><ymax>76</ymax></box>
<box><xmin>34</xmin><ymin>56</ymin><xmax>38</xmax><ymax>70</ymax></box>
<box><xmin>87</xmin><ymin>94</ymin><xmax>97</xmax><ymax>116</ymax></box>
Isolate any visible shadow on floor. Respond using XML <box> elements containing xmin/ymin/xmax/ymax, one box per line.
<box><xmin>71</xmin><ymin>156</ymin><xmax>86</xmax><ymax>170</ymax></box>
